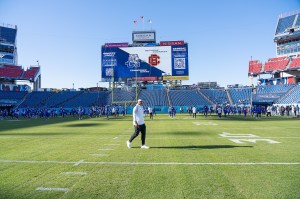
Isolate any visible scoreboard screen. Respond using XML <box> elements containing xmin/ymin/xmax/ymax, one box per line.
<box><xmin>101</xmin><ymin>44</ymin><xmax>189</xmax><ymax>82</ymax></box>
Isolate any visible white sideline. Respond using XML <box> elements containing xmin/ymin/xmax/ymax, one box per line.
<box><xmin>1</xmin><ymin>159</ymin><xmax>299</xmax><ymax>165</ymax></box>
<box><xmin>36</xmin><ymin>187</ymin><xmax>69</xmax><ymax>192</ymax></box>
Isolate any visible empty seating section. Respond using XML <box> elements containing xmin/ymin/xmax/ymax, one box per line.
<box><xmin>3</xmin><ymin>86</ymin><xmax>300</xmax><ymax>109</ymax></box>
<box><xmin>296</xmin><ymin>15</ymin><xmax>300</xmax><ymax>27</ymax></box>
<box><xmin>253</xmin><ymin>85</ymin><xmax>295</xmax><ymax>104</ymax></box>
<box><xmin>264</xmin><ymin>57</ymin><xmax>289</xmax><ymax>72</ymax></box>
<box><xmin>277</xmin><ymin>85</ymin><xmax>300</xmax><ymax>104</ymax></box>
<box><xmin>23</xmin><ymin>67</ymin><xmax>39</xmax><ymax>80</ymax></box>
<box><xmin>3</xmin><ymin>65</ymin><xmax>21</xmax><ymax>69</ymax></box>
<box><xmin>200</xmin><ymin>89</ymin><xmax>228</xmax><ymax>104</ymax></box>
<box><xmin>290</xmin><ymin>57</ymin><xmax>300</xmax><ymax>69</ymax></box>
<box><xmin>138</xmin><ymin>90</ymin><xmax>168</xmax><ymax>106</ymax></box>
<box><xmin>229</xmin><ymin>88</ymin><xmax>252</xmax><ymax>104</ymax></box>
<box><xmin>256</xmin><ymin>84</ymin><xmax>295</xmax><ymax>94</ymax></box>
<box><xmin>0</xmin><ymin>91</ymin><xmax>27</xmax><ymax>99</ymax></box>
<box><xmin>248</xmin><ymin>60</ymin><xmax>262</xmax><ymax>74</ymax></box>
<box><xmin>61</xmin><ymin>91</ymin><xmax>110</xmax><ymax>107</ymax></box>
<box><xmin>111</xmin><ymin>89</ymin><xmax>136</xmax><ymax>102</ymax></box>
<box><xmin>0</xmin><ymin>67</ymin><xmax>23</xmax><ymax>78</ymax></box>
<box><xmin>44</xmin><ymin>91</ymin><xmax>83</xmax><ymax>107</ymax></box>
<box><xmin>19</xmin><ymin>91</ymin><xmax>54</xmax><ymax>108</ymax></box>
<box><xmin>0</xmin><ymin>65</ymin><xmax>40</xmax><ymax>80</ymax></box>
<box><xmin>169</xmin><ymin>90</ymin><xmax>210</xmax><ymax>106</ymax></box>
<box><xmin>275</xmin><ymin>15</ymin><xmax>295</xmax><ymax>34</ymax></box>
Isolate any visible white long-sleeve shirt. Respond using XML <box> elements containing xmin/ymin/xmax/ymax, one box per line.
<box><xmin>133</xmin><ymin>104</ymin><xmax>145</xmax><ymax>125</ymax></box>
<box><xmin>192</xmin><ymin>107</ymin><xmax>197</xmax><ymax>113</ymax></box>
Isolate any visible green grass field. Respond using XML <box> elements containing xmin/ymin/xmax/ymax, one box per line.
<box><xmin>0</xmin><ymin>114</ymin><xmax>299</xmax><ymax>199</ymax></box>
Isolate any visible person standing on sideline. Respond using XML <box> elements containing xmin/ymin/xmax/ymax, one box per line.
<box><xmin>127</xmin><ymin>99</ymin><xmax>149</xmax><ymax>149</ymax></box>
<box><xmin>217</xmin><ymin>106</ymin><xmax>222</xmax><ymax>118</ymax></box>
<box><xmin>148</xmin><ymin>106</ymin><xmax>153</xmax><ymax>120</ymax></box>
<box><xmin>192</xmin><ymin>106</ymin><xmax>197</xmax><ymax>118</ymax></box>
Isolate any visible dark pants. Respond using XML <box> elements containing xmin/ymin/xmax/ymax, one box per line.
<box><xmin>149</xmin><ymin>113</ymin><xmax>153</xmax><ymax>119</ymax></box>
<box><xmin>129</xmin><ymin>124</ymin><xmax>146</xmax><ymax>145</ymax></box>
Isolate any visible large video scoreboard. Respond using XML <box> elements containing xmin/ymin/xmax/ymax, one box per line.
<box><xmin>101</xmin><ymin>42</ymin><xmax>189</xmax><ymax>82</ymax></box>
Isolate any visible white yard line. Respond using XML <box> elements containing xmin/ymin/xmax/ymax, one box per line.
<box><xmin>73</xmin><ymin>159</ymin><xmax>84</xmax><ymax>166</ymax></box>
<box><xmin>1</xmin><ymin>159</ymin><xmax>299</xmax><ymax>165</ymax></box>
<box><xmin>36</xmin><ymin>187</ymin><xmax>69</xmax><ymax>192</ymax></box>
<box><xmin>89</xmin><ymin>154</ymin><xmax>109</xmax><ymax>156</ymax></box>
<box><xmin>0</xmin><ymin>159</ymin><xmax>75</xmax><ymax>164</ymax></box>
<box><xmin>61</xmin><ymin>172</ymin><xmax>87</xmax><ymax>175</ymax></box>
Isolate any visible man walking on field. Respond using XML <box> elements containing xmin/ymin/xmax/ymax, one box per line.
<box><xmin>126</xmin><ymin>99</ymin><xmax>149</xmax><ymax>149</ymax></box>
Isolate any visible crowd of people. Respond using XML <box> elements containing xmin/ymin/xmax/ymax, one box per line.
<box><xmin>179</xmin><ymin>104</ymin><xmax>300</xmax><ymax>118</ymax></box>
<box><xmin>0</xmin><ymin>105</ymin><xmax>127</xmax><ymax>120</ymax></box>
<box><xmin>0</xmin><ymin>104</ymin><xmax>299</xmax><ymax>121</ymax></box>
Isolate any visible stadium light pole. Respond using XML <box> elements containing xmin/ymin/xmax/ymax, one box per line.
<box><xmin>135</xmin><ymin>63</ymin><xmax>138</xmax><ymax>101</ymax></box>
<box><xmin>112</xmin><ymin>65</ymin><xmax>114</xmax><ymax>104</ymax></box>
<box><xmin>97</xmin><ymin>82</ymin><xmax>99</xmax><ymax>105</ymax></box>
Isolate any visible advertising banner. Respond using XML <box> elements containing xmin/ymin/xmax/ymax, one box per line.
<box><xmin>160</xmin><ymin>40</ymin><xmax>185</xmax><ymax>46</ymax></box>
<box><xmin>101</xmin><ymin>44</ymin><xmax>188</xmax><ymax>82</ymax></box>
<box><xmin>132</xmin><ymin>31</ymin><xmax>156</xmax><ymax>43</ymax></box>
<box><xmin>105</xmin><ymin>43</ymin><xmax>128</xmax><ymax>48</ymax></box>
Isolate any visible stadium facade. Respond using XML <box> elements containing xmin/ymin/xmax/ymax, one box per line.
<box><xmin>274</xmin><ymin>10</ymin><xmax>300</xmax><ymax>57</ymax></box>
<box><xmin>0</xmin><ymin>23</ymin><xmax>41</xmax><ymax>93</ymax></box>
<box><xmin>248</xmin><ymin>10</ymin><xmax>300</xmax><ymax>84</ymax></box>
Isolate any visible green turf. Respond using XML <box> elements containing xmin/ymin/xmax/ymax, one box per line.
<box><xmin>0</xmin><ymin>114</ymin><xmax>299</xmax><ymax>199</ymax></box>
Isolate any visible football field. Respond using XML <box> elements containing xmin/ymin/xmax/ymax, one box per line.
<box><xmin>0</xmin><ymin>114</ymin><xmax>299</xmax><ymax>199</ymax></box>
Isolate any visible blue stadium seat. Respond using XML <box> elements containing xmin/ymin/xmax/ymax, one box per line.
<box><xmin>169</xmin><ymin>90</ymin><xmax>211</xmax><ymax>106</ymax></box>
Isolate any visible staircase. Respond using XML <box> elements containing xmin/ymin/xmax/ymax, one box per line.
<box><xmin>54</xmin><ymin>91</ymin><xmax>84</xmax><ymax>108</ymax></box>
<box><xmin>276</xmin><ymin>84</ymin><xmax>297</xmax><ymax>103</ymax></box>
<box><xmin>166</xmin><ymin>89</ymin><xmax>172</xmax><ymax>106</ymax></box>
<box><xmin>197</xmin><ymin>89</ymin><xmax>214</xmax><ymax>105</ymax></box>
<box><xmin>14</xmin><ymin>92</ymin><xmax>30</xmax><ymax>109</ymax></box>
<box><xmin>226</xmin><ymin>89</ymin><xmax>233</xmax><ymax>104</ymax></box>
<box><xmin>285</xmin><ymin>58</ymin><xmax>292</xmax><ymax>70</ymax></box>
<box><xmin>292</xmin><ymin>14</ymin><xmax>298</xmax><ymax>27</ymax></box>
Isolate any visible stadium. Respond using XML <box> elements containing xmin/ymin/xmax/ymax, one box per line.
<box><xmin>0</xmin><ymin>6</ymin><xmax>300</xmax><ymax>199</ymax></box>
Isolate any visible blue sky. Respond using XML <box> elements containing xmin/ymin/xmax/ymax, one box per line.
<box><xmin>0</xmin><ymin>0</ymin><xmax>299</xmax><ymax>89</ymax></box>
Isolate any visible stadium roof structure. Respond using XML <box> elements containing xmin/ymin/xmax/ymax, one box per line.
<box><xmin>274</xmin><ymin>10</ymin><xmax>300</xmax><ymax>42</ymax></box>
<box><xmin>248</xmin><ymin>10</ymin><xmax>300</xmax><ymax>84</ymax></box>
<box><xmin>0</xmin><ymin>23</ymin><xmax>18</xmax><ymax>66</ymax></box>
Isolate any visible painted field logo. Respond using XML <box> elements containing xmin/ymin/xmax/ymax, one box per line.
<box><xmin>148</xmin><ymin>54</ymin><xmax>160</xmax><ymax>66</ymax></box>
